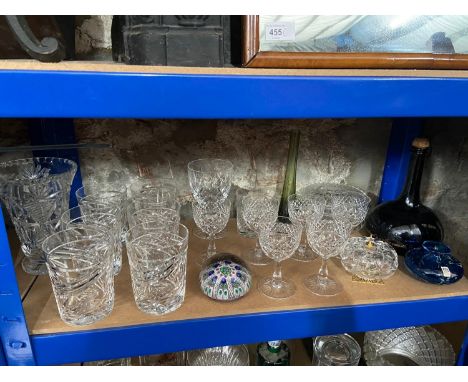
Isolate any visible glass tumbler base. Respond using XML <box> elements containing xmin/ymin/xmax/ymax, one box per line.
<box><xmin>258</xmin><ymin>276</ymin><xmax>296</xmax><ymax>299</ymax></box>
<box><xmin>304</xmin><ymin>274</ymin><xmax>343</xmax><ymax>297</ymax></box>
<box><xmin>196</xmin><ymin>252</ymin><xmax>217</xmax><ymax>267</ymax></box>
<box><xmin>21</xmin><ymin>257</ymin><xmax>48</xmax><ymax>275</ymax></box>
<box><xmin>292</xmin><ymin>246</ymin><xmax>319</xmax><ymax>262</ymax></box>
<box><xmin>136</xmin><ymin>295</ymin><xmax>184</xmax><ymax>316</ymax></box>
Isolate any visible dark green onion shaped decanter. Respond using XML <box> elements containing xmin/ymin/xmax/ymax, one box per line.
<box><xmin>365</xmin><ymin>138</ymin><xmax>444</xmax><ymax>256</ymax></box>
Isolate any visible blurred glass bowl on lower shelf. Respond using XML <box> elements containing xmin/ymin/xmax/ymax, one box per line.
<box><xmin>341</xmin><ymin>236</ymin><xmax>398</xmax><ymax>281</ymax></box>
<box><xmin>84</xmin><ymin>358</ymin><xmax>131</xmax><ymax>366</ymax></box>
<box><xmin>363</xmin><ymin>326</ymin><xmax>455</xmax><ymax>366</ymax></box>
<box><xmin>186</xmin><ymin>345</ymin><xmax>250</xmax><ymax>366</ymax></box>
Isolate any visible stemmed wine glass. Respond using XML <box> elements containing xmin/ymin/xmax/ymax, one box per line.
<box><xmin>242</xmin><ymin>190</ymin><xmax>279</xmax><ymax>266</ymax></box>
<box><xmin>258</xmin><ymin>216</ymin><xmax>302</xmax><ymax>299</ymax></box>
<box><xmin>192</xmin><ymin>198</ymin><xmax>231</xmax><ymax>266</ymax></box>
<box><xmin>188</xmin><ymin>159</ymin><xmax>233</xmax><ymax>204</ymax></box>
<box><xmin>288</xmin><ymin>193</ymin><xmax>324</xmax><ymax>262</ymax></box>
<box><xmin>188</xmin><ymin>158</ymin><xmax>233</xmax><ymax>240</ymax></box>
<box><xmin>304</xmin><ymin>212</ymin><xmax>351</xmax><ymax>296</ymax></box>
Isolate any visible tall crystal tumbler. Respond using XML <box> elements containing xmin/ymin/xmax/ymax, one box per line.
<box><xmin>0</xmin><ymin>157</ymin><xmax>77</xmax><ymax>275</ymax></box>
<box><xmin>60</xmin><ymin>206</ymin><xmax>123</xmax><ymax>276</ymax></box>
<box><xmin>76</xmin><ymin>185</ymin><xmax>127</xmax><ymax>241</ymax></box>
<box><xmin>42</xmin><ymin>226</ymin><xmax>114</xmax><ymax>326</ymax></box>
<box><xmin>129</xmin><ymin>180</ymin><xmax>178</xmax><ymax>207</ymax></box>
<box><xmin>126</xmin><ymin>223</ymin><xmax>189</xmax><ymax>315</ymax></box>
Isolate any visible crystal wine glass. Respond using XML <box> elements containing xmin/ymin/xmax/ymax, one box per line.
<box><xmin>187</xmin><ymin>158</ymin><xmax>233</xmax><ymax>204</ymax></box>
<box><xmin>242</xmin><ymin>190</ymin><xmax>279</xmax><ymax>266</ymax></box>
<box><xmin>192</xmin><ymin>199</ymin><xmax>231</xmax><ymax>266</ymax></box>
<box><xmin>258</xmin><ymin>216</ymin><xmax>302</xmax><ymax>299</ymax></box>
<box><xmin>287</xmin><ymin>193</ymin><xmax>324</xmax><ymax>262</ymax></box>
<box><xmin>304</xmin><ymin>213</ymin><xmax>351</xmax><ymax>296</ymax></box>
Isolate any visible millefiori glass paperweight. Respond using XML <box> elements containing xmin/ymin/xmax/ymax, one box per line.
<box><xmin>200</xmin><ymin>254</ymin><xmax>252</xmax><ymax>301</ymax></box>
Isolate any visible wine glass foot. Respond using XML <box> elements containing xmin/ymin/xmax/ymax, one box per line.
<box><xmin>21</xmin><ymin>257</ymin><xmax>48</xmax><ymax>275</ymax></box>
<box><xmin>194</xmin><ymin>227</ymin><xmax>226</xmax><ymax>240</ymax></box>
<box><xmin>244</xmin><ymin>248</ymin><xmax>272</xmax><ymax>266</ymax></box>
<box><xmin>291</xmin><ymin>246</ymin><xmax>318</xmax><ymax>262</ymax></box>
<box><xmin>304</xmin><ymin>274</ymin><xmax>343</xmax><ymax>296</ymax></box>
<box><xmin>196</xmin><ymin>252</ymin><xmax>217</xmax><ymax>267</ymax></box>
<box><xmin>258</xmin><ymin>276</ymin><xmax>296</xmax><ymax>299</ymax></box>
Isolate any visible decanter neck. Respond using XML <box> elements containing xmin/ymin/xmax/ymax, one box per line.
<box><xmin>398</xmin><ymin>144</ymin><xmax>429</xmax><ymax>207</ymax></box>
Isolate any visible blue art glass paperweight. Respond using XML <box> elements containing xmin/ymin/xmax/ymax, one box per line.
<box><xmin>405</xmin><ymin>241</ymin><xmax>464</xmax><ymax>285</ymax></box>
<box><xmin>200</xmin><ymin>253</ymin><xmax>252</xmax><ymax>301</ymax></box>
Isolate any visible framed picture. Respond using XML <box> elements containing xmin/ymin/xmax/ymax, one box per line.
<box><xmin>242</xmin><ymin>15</ymin><xmax>468</xmax><ymax>69</ymax></box>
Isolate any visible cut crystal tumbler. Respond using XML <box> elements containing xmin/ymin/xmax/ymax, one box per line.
<box><xmin>126</xmin><ymin>223</ymin><xmax>189</xmax><ymax>315</ymax></box>
<box><xmin>42</xmin><ymin>226</ymin><xmax>114</xmax><ymax>326</ymax></box>
<box><xmin>0</xmin><ymin>157</ymin><xmax>77</xmax><ymax>275</ymax></box>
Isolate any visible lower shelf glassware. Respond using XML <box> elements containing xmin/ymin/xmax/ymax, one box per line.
<box><xmin>363</xmin><ymin>326</ymin><xmax>456</xmax><ymax>366</ymax></box>
<box><xmin>312</xmin><ymin>334</ymin><xmax>361</xmax><ymax>366</ymax></box>
<box><xmin>84</xmin><ymin>358</ymin><xmax>131</xmax><ymax>366</ymax></box>
<box><xmin>186</xmin><ymin>345</ymin><xmax>250</xmax><ymax>366</ymax></box>
<box><xmin>139</xmin><ymin>352</ymin><xmax>185</xmax><ymax>366</ymax></box>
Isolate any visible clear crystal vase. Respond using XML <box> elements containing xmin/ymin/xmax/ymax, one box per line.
<box><xmin>0</xmin><ymin>157</ymin><xmax>77</xmax><ymax>275</ymax></box>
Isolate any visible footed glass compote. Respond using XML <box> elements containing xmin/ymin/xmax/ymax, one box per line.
<box><xmin>258</xmin><ymin>216</ymin><xmax>302</xmax><ymax>299</ymax></box>
<box><xmin>242</xmin><ymin>190</ymin><xmax>279</xmax><ymax>266</ymax></box>
<box><xmin>0</xmin><ymin>157</ymin><xmax>77</xmax><ymax>274</ymax></box>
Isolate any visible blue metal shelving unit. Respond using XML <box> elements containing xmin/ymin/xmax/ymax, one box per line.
<box><xmin>0</xmin><ymin>64</ymin><xmax>467</xmax><ymax>365</ymax></box>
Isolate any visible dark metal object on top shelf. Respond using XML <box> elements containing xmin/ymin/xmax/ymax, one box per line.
<box><xmin>112</xmin><ymin>15</ymin><xmax>241</xmax><ymax>67</ymax></box>
<box><xmin>2</xmin><ymin>16</ymin><xmax>75</xmax><ymax>62</ymax></box>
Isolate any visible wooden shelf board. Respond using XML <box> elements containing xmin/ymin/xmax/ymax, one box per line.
<box><xmin>23</xmin><ymin>219</ymin><xmax>468</xmax><ymax>336</ymax></box>
<box><xmin>2</xmin><ymin>59</ymin><xmax>468</xmax><ymax>79</ymax></box>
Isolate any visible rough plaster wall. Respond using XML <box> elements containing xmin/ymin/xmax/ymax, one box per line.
<box><xmin>0</xmin><ymin>119</ymin><xmax>31</xmax><ymax>162</ymax></box>
<box><xmin>73</xmin><ymin>119</ymin><xmax>391</xmax><ymax>216</ymax></box>
<box><xmin>422</xmin><ymin>119</ymin><xmax>468</xmax><ymax>262</ymax></box>
<box><xmin>75</xmin><ymin>16</ymin><xmax>113</xmax><ymax>60</ymax></box>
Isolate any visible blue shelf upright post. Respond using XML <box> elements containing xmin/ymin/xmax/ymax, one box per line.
<box><xmin>378</xmin><ymin>118</ymin><xmax>423</xmax><ymax>203</ymax></box>
<box><xmin>0</xmin><ymin>209</ymin><xmax>35</xmax><ymax>365</ymax></box>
